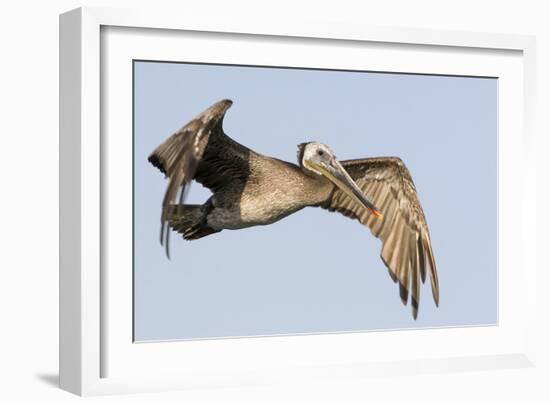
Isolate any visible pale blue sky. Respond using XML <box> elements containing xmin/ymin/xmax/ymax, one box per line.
<box><xmin>133</xmin><ymin>61</ymin><xmax>497</xmax><ymax>341</ymax></box>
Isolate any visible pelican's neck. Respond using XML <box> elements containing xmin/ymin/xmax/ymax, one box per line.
<box><xmin>265</xmin><ymin>158</ymin><xmax>335</xmax><ymax>209</ymax></box>
<box><xmin>296</xmin><ymin>167</ymin><xmax>335</xmax><ymax>206</ymax></box>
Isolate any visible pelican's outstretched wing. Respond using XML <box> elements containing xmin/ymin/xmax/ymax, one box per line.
<box><xmin>321</xmin><ymin>157</ymin><xmax>439</xmax><ymax>319</ymax></box>
<box><xmin>148</xmin><ymin>99</ymin><xmax>251</xmax><ymax>257</ymax></box>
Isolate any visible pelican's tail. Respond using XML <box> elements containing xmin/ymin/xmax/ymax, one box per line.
<box><xmin>167</xmin><ymin>204</ymin><xmax>219</xmax><ymax>241</ymax></box>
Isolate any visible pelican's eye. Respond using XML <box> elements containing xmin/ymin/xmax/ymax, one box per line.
<box><xmin>317</xmin><ymin>150</ymin><xmax>324</xmax><ymax>157</ymax></box>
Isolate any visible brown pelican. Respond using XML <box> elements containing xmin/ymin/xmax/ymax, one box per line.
<box><xmin>148</xmin><ymin>99</ymin><xmax>439</xmax><ymax>318</ymax></box>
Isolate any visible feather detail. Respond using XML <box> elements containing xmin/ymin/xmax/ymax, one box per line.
<box><xmin>321</xmin><ymin>157</ymin><xmax>439</xmax><ymax>318</ymax></box>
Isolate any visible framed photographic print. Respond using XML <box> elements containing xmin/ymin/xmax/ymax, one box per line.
<box><xmin>59</xmin><ymin>6</ymin><xmax>537</xmax><ymax>396</ymax></box>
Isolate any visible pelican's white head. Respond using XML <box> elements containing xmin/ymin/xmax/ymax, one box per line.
<box><xmin>297</xmin><ymin>142</ymin><xmax>382</xmax><ymax>218</ymax></box>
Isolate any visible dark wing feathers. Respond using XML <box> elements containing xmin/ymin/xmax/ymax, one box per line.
<box><xmin>147</xmin><ymin>99</ymin><xmax>250</xmax><ymax>257</ymax></box>
<box><xmin>322</xmin><ymin>157</ymin><xmax>439</xmax><ymax>319</ymax></box>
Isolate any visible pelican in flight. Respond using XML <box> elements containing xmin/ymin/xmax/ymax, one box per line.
<box><xmin>148</xmin><ymin>99</ymin><xmax>439</xmax><ymax>318</ymax></box>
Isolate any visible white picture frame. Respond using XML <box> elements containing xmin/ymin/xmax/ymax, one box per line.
<box><xmin>59</xmin><ymin>6</ymin><xmax>537</xmax><ymax>396</ymax></box>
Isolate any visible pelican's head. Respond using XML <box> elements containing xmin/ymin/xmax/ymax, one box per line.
<box><xmin>297</xmin><ymin>142</ymin><xmax>383</xmax><ymax>218</ymax></box>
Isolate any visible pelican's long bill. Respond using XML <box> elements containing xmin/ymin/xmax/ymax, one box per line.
<box><xmin>307</xmin><ymin>158</ymin><xmax>383</xmax><ymax>219</ymax></box>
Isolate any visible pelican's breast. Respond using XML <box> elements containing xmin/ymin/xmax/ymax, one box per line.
<box><xmin>207</xmin><ymin>155</ymin><xmax>332</xmax><ymax>230</ymax></box>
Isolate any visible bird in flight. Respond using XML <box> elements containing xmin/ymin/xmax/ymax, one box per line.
<box><xmin>148</xmin><ymin>99</ymin><xmax>439</xmax><ymax>318</ymax></box>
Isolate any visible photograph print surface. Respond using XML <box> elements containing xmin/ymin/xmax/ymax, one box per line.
<box><xmin>133</xmin><ymin>61</ymin><xmax>497</xmax><ymax>342</ymax></box>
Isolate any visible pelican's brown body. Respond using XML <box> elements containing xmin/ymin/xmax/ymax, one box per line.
<box><xmin>207</xmin><ymin>154</ymin><xmax>333</xmax><ymax>231</ymax></box>
<box><xmin>148</xmin><ymin>99</ymin><xmax>439</xmax><ymax>319</ymax></box>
